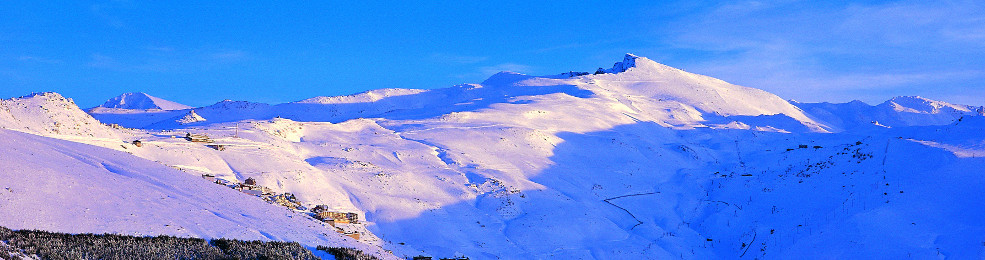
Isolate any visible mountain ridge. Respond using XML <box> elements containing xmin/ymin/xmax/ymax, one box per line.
<box><xmin>2</xmin><ymin>54</ymin><xmax>983</xmax><ymax>259</ymax></box>
<box><xmin>86</xmin><ymin>54</ymin><xmax>832</xmax><ymax>133</ymax></box>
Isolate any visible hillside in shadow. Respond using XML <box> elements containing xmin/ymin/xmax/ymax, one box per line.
<box><xmin>370</xmin><ymin>121</ymin><xmax>985</xmax><ymax>259</ymax></box>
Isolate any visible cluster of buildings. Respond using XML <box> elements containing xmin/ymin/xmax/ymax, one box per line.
<box><xmin>185</xmin><ymin>133</ymin><xmax>213</xmax><ymax>143</ymax></box>
<box><xmin>311</xmin><ymin>205</ymin><xmax>360</xmax><ymax>224</ymax></box>
<box><xmin>136</xmin><ymin>132</ymin><xmax>367</xmax><ymax>240</ymax></box>
<box><xmin>310</xmin><ymin>205</ymin><xmax>361</xmax><ymax>239</ymax></box>
<box><xmin>133</xmin><ymin>133</ymin><xmax>226</xmax><ymax>150</ymax></box>
<box><xmin>187</xmin><ymin>133</ymin><xmax>227</xmax><ymax>151</ymax></box>
<box><xmin>200</xmin><ymin>174</ymin><xmax>362</xmax><ymax>240</ymax></box>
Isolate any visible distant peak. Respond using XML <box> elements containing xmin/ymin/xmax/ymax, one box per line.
<box><xmin>880</xmin><ymin>95</ymin><xmax>974</xmax><ymax>113</ymax></box>
<box><xmin>488</xmin><ymin>71</ymin><xmax>527</xmax><ymax>78</ymax></box>
<box><xmin>603</xmin><ymin>53</ymin><xmax>642</xmax><ymax>74</ymax></box>
<box><xmin>99</xmin><ymin>92</ymin><xmax>192</xmax><ymax>110</ymax></box>
<box><xmin>177</xmin><ymin>109</ymin><xmax>206</xmax><ymax>124</ymax></box>
<box><xmin>204</xmin><ymin>99</ymin><xmax>270</xmax><ymax>110</ymax></box>
<box><xmin>883</xmin><ymin>96</ymin><xmax>940</xmax><ymax>107</ymax></box>
<box><xmin>594</xmin><ymin>53</ymin><xmax>672</xmax><ymax>75</ymax></box>
<box><xmin>294</xmin><ymin>88</ymin><xmax>427</xmax><ymax>104</ymax></box>
<box><xmin>481</xmin><ymin>71</ymin><xmax>534</xmax><ymax>86</ymax></box>
<box><xmin>888</xmin><ymin>96</ymin><xmax>930</xmax><ymax>102</ymax></box>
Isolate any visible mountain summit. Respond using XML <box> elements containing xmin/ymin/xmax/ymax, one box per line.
<box><xmin>97</xmin><ymin>92</ymin><xmax>192</xmax><ymax>110</ymax></box>
<box><xmin>603</xmin><ymin>53</ymin><xmax>642</xmax><ymax>73</ymax></box>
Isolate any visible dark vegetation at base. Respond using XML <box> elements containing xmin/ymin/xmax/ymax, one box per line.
<box><xmin>315</xmin><ymin>246</ymin><xmax>379</xmax><ymax>260</ymax></box>
<box><xmin>0</xmin><ymin>226</ymin><xmax>378</xmax><ymax>260</ymax></box>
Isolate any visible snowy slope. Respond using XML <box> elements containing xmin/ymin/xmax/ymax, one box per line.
<box><xmin>0</xmin><ymin>129</ymin><xmax>397</xmax><ymax>259</ymax></box>
<box><xmin>595</xmin><ymin>54</ymin><xmax>821</xmax><ymax>125</ymax></box>
<box><xmin>102</xmin><ymin>113</ymin><xmax>983</xmax><ymax>259</ymax></box>
<box><xmin>4</xmin><ymin>53</ymin><xmax>981</xmax><ymax>259</ymax></box>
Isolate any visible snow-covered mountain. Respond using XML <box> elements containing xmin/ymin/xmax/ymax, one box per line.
<box><xmin>0</xmin><ymin>92</ymin><xmax>119</xmax><ymax>139</ymax></box>
<box><xmin>87</xmin><ymin>92</ymin><xmax>198</xmax><ymax>129</ymax></box>
<box><xmin>92</xmin><ymin>54</ymin><xmax>827</xmax><ymax>133</ymax></box>
<box><xmin>794</xmin><ymin>96</ymin><xmax>984</xmax><ymax>131</ymax></box>
<box><xmin>2</xmin><ymin>54</ymin><xmax>983</xmax><ymax>259</ymax></box>
<box><xmin>94</xmin><ymin>92</ymin><xmax>192</xmax><ymax>111</ymax></box>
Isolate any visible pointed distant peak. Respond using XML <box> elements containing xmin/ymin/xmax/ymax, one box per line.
<box><xmin>549</xmin><ymin>53</ymin><xmax>674</xmax><ymax>78</ymax></box>
<box><xmin>602</xmin><ymin>53</ymin><xmax>642</xmax><ymax>74</ymax></box>
<box><xmin>99</xmin><ymin>92</ymin><xmax>192</xmax><ymax>110</ymax></box>
<box><xmin>177</xmin><ymin>109</ymin><xmax>206</xmax><ymax>124</ymax></box>
<box><xmin>596</xmin><ymin>53</ymin><xmax>670</xmax><ymax>75</ymax></box>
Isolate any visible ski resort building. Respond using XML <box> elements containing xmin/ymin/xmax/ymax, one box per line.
<box><xmin>310</xmin><ymin>205</ymin><xmax>360</xmax><ymax>224</ymax></box>
<box><xmin>314</xmin><ymin>211</ymin><xmax>359</xmax><ymax>224</ymax></box>
<box><xmin>264</xmin><ymin>193</ymin><xmax>305</xmax><ymax>211</ymax></box>
<box><xmin>235</xmin><ymin>180</ymin><xmax>272</xmax><ymax>197</ymax></box>
<box><xmin>185</xmin><ymin>133</ymin><xmax>213</xmax><ymax>143</ymax></box>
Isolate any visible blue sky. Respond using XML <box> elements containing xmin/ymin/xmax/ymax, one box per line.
<box><xmin>2</xmin><ymin>1</ymin><xmax>983</xmax><ymax>107</ymax></box>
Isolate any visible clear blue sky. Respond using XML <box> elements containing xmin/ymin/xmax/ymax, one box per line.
<box><xmin>2</xmin><ymin>1</ymin><xmax>983</xmax><ymax>107</ymax></box>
